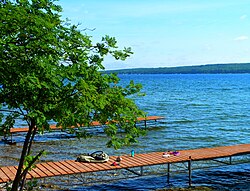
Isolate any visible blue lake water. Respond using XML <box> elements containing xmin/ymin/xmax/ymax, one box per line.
<box><xmin>120</xmin><ymin>74</ymin><xmax>250</xmax><ymax>149</ymax></box>
<box><xmin>0</xmin><ymin>74</ymin><xmax>250</xmax><ymax>190</ymax></box>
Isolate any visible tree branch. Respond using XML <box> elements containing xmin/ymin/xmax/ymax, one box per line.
<box><xmin>20</xmin><ymin>150</ymin><xmax>44</xmax><ymax>178</ymax></box>
<box><xmin>19</xmin><ymin>149</ymin><xmax>44</xmax><ymax>191</ymax></box>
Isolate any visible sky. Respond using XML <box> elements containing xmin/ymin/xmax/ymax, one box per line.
<box><xmin>58</xmin><ymin>0</ymin><xmax>250</xmax><ymax>70</ymax></box>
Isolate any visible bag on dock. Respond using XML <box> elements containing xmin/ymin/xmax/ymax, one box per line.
<box><xmin>76</xmin><ymin>151</ymin><xmax>109</xmax><ymax>163</ymax></box>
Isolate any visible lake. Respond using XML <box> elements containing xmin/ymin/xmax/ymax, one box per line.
<box><xmin>0</xmin><ymin>74</ymin><xmax>249</xmax><ymax>190</ymax></box>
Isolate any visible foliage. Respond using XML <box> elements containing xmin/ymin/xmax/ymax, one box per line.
<box><xmin>0</xmin><ymin>0</ymin><xmax>144</xmax><ymax>190</ymax></box>
<box><xmin>105</xmin><ymin>63</ymin><xmax>250</xmax><ymax>74</ymax></box>
<box><xmin>25</xmin><ymin>179</ymin><xmax>38</xmax><ymax>191</ymax></box>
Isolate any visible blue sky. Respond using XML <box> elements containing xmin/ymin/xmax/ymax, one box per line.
<box><xmin>58</xmin><ymin>0</ymin><xmax>250</xmax><ymax>70</ymax></box>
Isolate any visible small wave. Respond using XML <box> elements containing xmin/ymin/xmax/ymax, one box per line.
<box><xmin>186</xmin><ymin>103</ymin><xmax>210</xmax><ymax>107</ymax></box>
<box><xmin>172</xmin><ymin>119</ymin><xmax>197</xmax><ymax>124</ymax></box>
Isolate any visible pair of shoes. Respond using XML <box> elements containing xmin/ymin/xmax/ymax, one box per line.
<box><xmin>162</xmin><ymin>153</ymin><xmax>170</xmax><ymax>158</ymax></box>
<box><xmin>162</xmin><ymin>151</ymin><xmax>180</xmax><ymax>158</ymax></box>
<box><xmin>170</xmin><ymin>151</ymin><xmax>180</xmax><ymax>156</ymax></box>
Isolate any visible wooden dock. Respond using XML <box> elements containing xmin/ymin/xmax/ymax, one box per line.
<box><xmin>8</xmin><ymin>116</ymin><xmax>164</xmax><ymax>134</ymax></box>
<box><xmin>0</xmin><ymin>143</ymin><xmax>249</xmax><ymax>186</ymax></box>
<box><xmin>2</xmin><ymin>116</ymin><xmax>164</xmax><ymax>143</ymax></box>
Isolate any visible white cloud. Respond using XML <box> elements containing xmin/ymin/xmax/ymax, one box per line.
<box><xmin>234</xmin><ymin>36</ymin><xmax>249</xmax><ymax>41</ymax></box>
<box><xmin>240</xmin><ymin>14</ymin><xmax>247</xmax><ymax>20</ymax></box>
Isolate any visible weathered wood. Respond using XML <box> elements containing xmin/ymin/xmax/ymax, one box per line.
<box><xmin>2</xmin><ymin>116</ymin><xmax>164</xmax><ymax>143</ymax></box>
<box><xmin>8</xmin><ymin>116</ymin><xmax>164</xmax><ymax>134</ymax></box>
<box><xmin>0</xmin><ymin>143</ymin><xmax>249</xmax><ymax>184</ymax></box>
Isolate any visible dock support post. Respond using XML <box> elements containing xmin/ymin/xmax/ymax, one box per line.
<box><xmin>144</xmin><ymin>120</ymin><xmax>147</xmax><ymax>128</ymax></box>
<box><xmin>188</xmin><ymin>156</ymin><xmax>192</xmax><ymax>186</ymax></box>
<box><xmin>167</xmin><ymin>163</ymin><xmax>170</xmax><ymax>184</ymax></box>
<box><xmin>140</xmin><ymin>166</ymin><xmax>144</xmax><ymax>175</ymax></box>
<box><xmin>229</xmin><ymin>156</ymin><xmax>232</xmax><ymax>165</ymax></box>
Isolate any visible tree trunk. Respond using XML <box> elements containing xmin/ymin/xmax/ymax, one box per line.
<box><xmin>11</xmin><ymin>120</ymin><xmax>35</xmax><ymax>191</ymax></box>
<box><xmin>19</xmin><ymin>126</ymin><xmax>37</xmax><ymax>191</ymax></box>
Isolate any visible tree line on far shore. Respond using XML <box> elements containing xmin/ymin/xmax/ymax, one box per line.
<box><xmin>105</xmin><ymin>63</ymin><xmax>250</xmax><ymax>74</ymax></box>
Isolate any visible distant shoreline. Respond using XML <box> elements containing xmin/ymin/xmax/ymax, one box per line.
<box><xmin>104</xmin><ymin>63</ymin><xmax>250</xmax><ymax>74</ymax></box>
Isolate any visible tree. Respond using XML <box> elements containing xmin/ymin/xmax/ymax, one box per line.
<box><xmin>0</xmin><ymin>0</ymin><xmax>144</xmax><ymax>190</ymax></box>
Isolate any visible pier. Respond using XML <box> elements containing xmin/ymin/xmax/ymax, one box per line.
<box><xmin>0</xmin><ymin>144</ymin><xmax>249</xmax><ymax>186</ymax></box>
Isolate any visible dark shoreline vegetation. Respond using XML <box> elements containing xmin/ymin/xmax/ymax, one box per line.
<box><xmin>105</xmin><ymin>63</ymin><xmax>250</xmax><ymax>74</ymax></box>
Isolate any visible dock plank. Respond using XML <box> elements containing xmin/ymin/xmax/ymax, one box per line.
<box><xmin>39</xmin><ymin>163</ymin><xmax>61</xmax><ymax>176</ymax></box>
<box><xmin>58</xmin><ymin>161</ymin><xmax>82</xmax><ymax>174</ymax></box>
<box><xmin>52</xmin><ymin>161</ymin><xmax>75</xmax><ymax>174</ymax></box>
<box><xmin>35</xmin><ymin>164</ymin><xmax>54</xmax><ymax>177</ymax></box>
<box><xmin>30</xmin><ymin>165</ymin><xmax>48</xmax><ymax>178</ymax></box>
<box><xmin>0</xmin><ymin>167</ymin><xmax>16</xmax><ymax>180</ymax></box>
<box><xmin>0</xmin><ymin>168</ymin><xmax>10</xmax><ymax>183</ymax></box>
